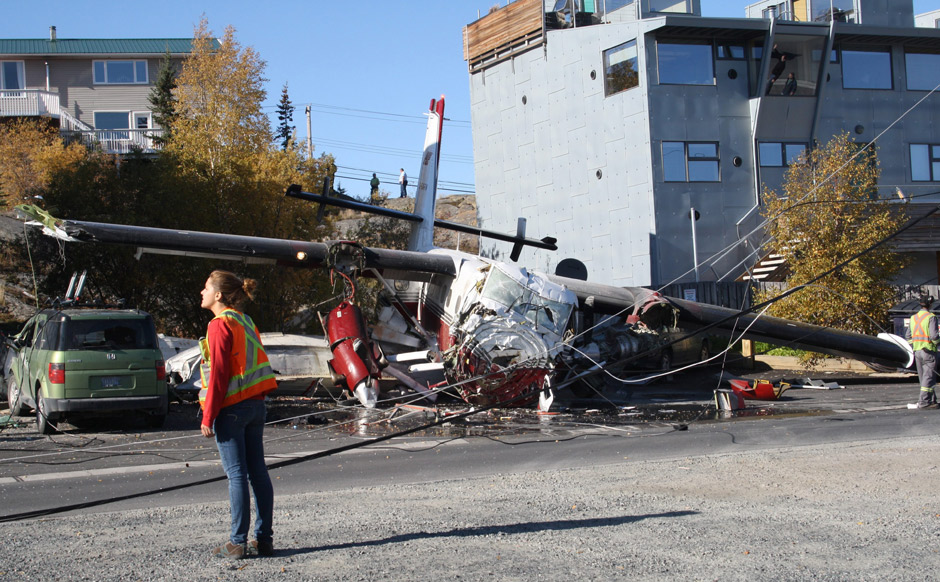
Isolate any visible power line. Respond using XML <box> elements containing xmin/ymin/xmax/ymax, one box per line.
<box><xmin>315</xmin><ymin>137</ymin><xmax>474</xmax><ymax>164</ymax></box>
<box><xmin>262</xmin><ymin>101</ymin><xmax>471</xmax><ymax>128</ymax></box>
<box><xmin>333</xmin><ymin>173</ymin><xmax>475</xmax><ymax>195</ymax></box>
<box><xmin>336</xmin><ymin>165</ymin><xmax>474</xmax><ymax>188</ymax></box>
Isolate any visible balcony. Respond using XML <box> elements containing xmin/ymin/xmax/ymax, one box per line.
<box><xmin>0</xmin><ymin>89</ymin><xmax>60</xmax><ymax>117</ymax></box>
<box><xmin>1</xmin><ymin>89</ymin><xmax>163</xmax><ymax>154</ymax></box>
<box><xmin>63</xmin><ymin>129</ymin><xmax>164</xmax><ymax>155</ymax></box>
<box><xmin>463</xmin><ymin>0</ymin><xmax>650</xmax><ymax>73</ymax></box>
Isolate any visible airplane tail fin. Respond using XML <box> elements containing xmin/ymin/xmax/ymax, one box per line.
<box><xmin>407</xmin><ymin>96</ymin><xmax>445</xmax><ymax>252</ymax></box>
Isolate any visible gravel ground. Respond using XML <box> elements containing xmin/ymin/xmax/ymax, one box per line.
<box><xmin>1</xmin><ymin>435</ymin><xmax>938</xmax><ymax>581</ymax></box>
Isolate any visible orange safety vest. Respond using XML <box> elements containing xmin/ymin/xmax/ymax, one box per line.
<box><xmin>909</xmin><ymin>310</ymin><xmax>937</xmax><ymax>352</ymax></box>
<box><xmin>199</xmin><ymin>309</ymin><xmax>277</xmax><ymax>409</ymax></box>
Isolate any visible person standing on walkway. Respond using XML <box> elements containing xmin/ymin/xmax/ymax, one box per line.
<box><xmin>907</xmin><ymin>296</ymin><xmax>939</xmax><ymax>409</ymax></box>
<box><xmin>199</xmin><ymin>270</ymin><xmax>279</xmax><ymax>558</ymax></box>
<box><xmin>399</xmin><ymin>168</ymin><xmax>408</xmax><ymax>198</ymax></box>
<box><xmin>370</xmin><ymin>173</ymin><xmax>380</xmax><ymax>203</ymax></box>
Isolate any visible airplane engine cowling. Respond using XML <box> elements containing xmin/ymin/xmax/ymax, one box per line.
<box><xmin>327</xmin><ymin>301</ymin><xmax>382</xmax><ymax>407</ymax></box>
<box><xmin>446</xmin><ymin>317</ymin><xmax>554</xmax><ymax>407</ymax></box>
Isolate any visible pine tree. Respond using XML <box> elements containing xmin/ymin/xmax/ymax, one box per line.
<box><xmin>147</xmin><ymin>51</ymin><xmax>178</xmax><ymax>146</ymax></box>
<box><xmin>275</xmin><ymin>82</ymin><xmax>295</xmax><ymax>150</ymax></box>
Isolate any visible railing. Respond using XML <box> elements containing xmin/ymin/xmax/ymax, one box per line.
<box><xmin>0</xmin><ymin>89</ymin><xmax>60</xmax><ymax>117</ymax></box>
<box><xmin>63</xmin><ymin>129</ymin><xmax>164</xmax><ymax>155</ymax></box>
<box><xmin>59</xmin><ymin>109</ymin><xmax>93</xmax><ymax>132</ymax></box>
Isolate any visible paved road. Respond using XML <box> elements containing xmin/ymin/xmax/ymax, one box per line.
<box><xmin>3</xmin><ymin>369</ymin><xmax>939</xmax><ymax>581</ymax></box>
<box><xmin>0</xmin><ymin>367</ymin><xmax>927</xmax><ymax>522</ymax></box>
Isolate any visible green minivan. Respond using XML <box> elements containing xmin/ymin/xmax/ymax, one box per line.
<box><xmin>5</xmin><ymin>308</ymin><xmax>168</xmax><ymax>434</ymax></box>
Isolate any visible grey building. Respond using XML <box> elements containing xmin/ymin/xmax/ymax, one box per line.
<box><xmin>464</xmin><ymin>0</ymin><xmax>940</xmax><ymax>288</ymax></box>
<box><xmin>0</xmin><ymin>27</ymin><xmax>209</xmax><ymax>154</ymax></box>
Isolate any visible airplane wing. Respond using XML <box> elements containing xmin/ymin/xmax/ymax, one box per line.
<box><xmin>15</xmin><ymin>205</ymin><xmax>913</xmax><ymax>371</ymax></box>
<box><xmin>549</xmin><ymin>272</ymin><xmax>912</xmax><ymax>371</ymax></box>
<box><xmin>13</xmin><ymin>205</ymin><xmax>457</xmax><ymax>280</ymax></box>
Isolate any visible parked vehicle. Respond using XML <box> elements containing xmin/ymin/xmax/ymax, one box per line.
<box><xmin>4</xmin><ymin>308</ymin><xmax>168</xmax><ymax>434</ymax></box>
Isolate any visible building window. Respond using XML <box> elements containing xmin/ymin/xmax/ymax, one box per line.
<box><xmin>905</xmin><ymin>51</ymin><xmax>940</xmax><ymax>91</ymax></box>
<box><xmin>911</xmin><ymin>144</ymin><xmax>940</xmax><ymax>182</ymax></box>
<box><xmin>663</xmin><ymin>141</ymin><xmax>720</xmax><ymax>182</ymax></box>
<box><xmin>811</xmin><ymin>0</ymin><xmax>855</xmax><ymax>22</ymax></box>
<box><xmin>842</xmin><ymin>48</ymin><xmax>892</xmax><ymax>89</ymax></box>
<box><xmin>134</xmin><ymin>112</ymin><xmax>152</xmax><ymax>129</ymax></box>
<box><xmin>94</xmin><ymin>111</ymin><xmax>131</xmax><ymax>130</ymax></box>
<box><xmin>657</xmin><ymin>41</ymin><xmax>714</xmax><ymax>85</ymax></box>
<box><xmin>604</xmin><ymin>40</ymin><xmax>639</xmax><ymax>96</ymax></box>
<box><xmin>1</xmin><ymin>60</ymin><xmax>25</xmax><ymax>90</ymax></box>
<box><xmin>716</xmin><ymin>43</ymin><xmax>745</xmax><ymax>60</ymax></box>
<box><xmin>93</xmin><ymin>60</ymin><xmax>148</xmax><ymax>85</ymax></box>
<box><xmin>758</xmin><ymin>142</ymin><xmax>806</xmax><ymax>167</ymax></box>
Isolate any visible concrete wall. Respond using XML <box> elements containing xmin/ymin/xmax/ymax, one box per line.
<box><xmin>470</xmin><ymin>22</ymin><xmax>657</xmax><ymax>286</ymax></box>
<box><xmin>469</xmin><ymin>10</ymin><xmax>940</xmax><ymax>288</ymax></box>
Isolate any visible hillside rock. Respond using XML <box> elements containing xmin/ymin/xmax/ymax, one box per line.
<box><xmin>337</xmin><ymin>194</ymin><xmax>480</xmax><ymax>253</ymax></box>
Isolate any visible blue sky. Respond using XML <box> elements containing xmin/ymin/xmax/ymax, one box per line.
<box><xmin>3</xmin><ymin>1</ymin><xmax>940</xmax><ymax>200</ymax></box>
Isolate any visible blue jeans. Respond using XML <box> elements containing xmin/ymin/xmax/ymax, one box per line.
<box><xmin>213</xmin><ymin>398</ymin><xmax>274</xmax><ymax>545</ymax></box>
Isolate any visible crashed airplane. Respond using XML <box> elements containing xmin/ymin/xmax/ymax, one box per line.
<box><xmin>15</xmin><ymin>97</ymin><xmax>913</xmax><ymax>410</ymax></box>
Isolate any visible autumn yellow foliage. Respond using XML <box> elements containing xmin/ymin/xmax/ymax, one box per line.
<box><xmin>755</xmin><ymin>133</ymin><xmax>909</xmax><ymax>361</ymax></box>
<box><xmin>0</xmin><ymin>120</ymin><xmax>88</xmax><ymax>209</ymax></box>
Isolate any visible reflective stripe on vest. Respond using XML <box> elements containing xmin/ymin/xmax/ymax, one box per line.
<box><xmin>199</xmin><ymin>309</ymin><xmax>277</xmax><ymax>409</ymax></box>
<box><xmin>910</xmin><ymin>310</ymin><xmax>937</xmax><ymax>352</ymax></box>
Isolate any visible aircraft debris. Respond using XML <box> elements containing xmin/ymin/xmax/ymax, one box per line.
<box><xmin>728</xmin><ymin>379</ymin><xmax>791</xmax><ymax>400</ymax></box>
<box><xmin>785</xmin><ymin>378</ymin><xmax>844</xmax><ymax>390</ymax></box>
<box><xmin>714</xmin><ymin>388</ymin><xmax>746</xmax><ymax>411</ymax></box>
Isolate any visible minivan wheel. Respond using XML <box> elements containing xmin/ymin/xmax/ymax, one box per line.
<box><xmin>7</xmin><ymin>377</ymin><xmax>26</xmax><ymax>416</ymax></box>
<box><xmin>35</xmin><ymin>388</ymin><xmax>57</xmax><ymax>435</ymax></box>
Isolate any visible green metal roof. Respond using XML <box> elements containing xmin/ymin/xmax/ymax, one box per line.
<box><xmin>0</xmin><ymin>38</ymin><xmax>218</xmax><ymax>56</ymax></box>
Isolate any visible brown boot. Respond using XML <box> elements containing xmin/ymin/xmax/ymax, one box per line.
<box><xmin>249</xmin><ymin>539</ymin><xmax>274</xmax><ymax>557</ymax></box>
<box><xmin>212</xmin><ymin>541</ymin><xmax>246</xmax><ymax>560</ymax></box>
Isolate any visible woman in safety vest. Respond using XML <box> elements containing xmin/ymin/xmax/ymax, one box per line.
<box><xmin>200</xmin><ymin>270</ymin><xmax>278</xmax><ymax>559</ymax></box>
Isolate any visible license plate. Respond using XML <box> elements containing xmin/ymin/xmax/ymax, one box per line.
<box><xmin>100</xmin><ymin>376</ymin><xmax>122</xmax><ymax>388</ymax></box>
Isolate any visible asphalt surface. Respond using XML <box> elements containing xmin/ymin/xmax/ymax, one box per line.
<box><xmin>1</xmin><ymin>362</ymin><xmax>937</xmax><ymax>581</ymax></box>
<box><xmin>0</xmin><ymin>362</ymin><xmax>922</xmax><ymax>510</ymax></box>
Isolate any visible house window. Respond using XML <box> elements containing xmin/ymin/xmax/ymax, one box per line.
<box><xmin>93</xmin><ymin>60</ymin><xmax>148</xmax><ymax>85</ymax></box>
<box><xmin>94</xmin><ymin>111</ymin><xmax>130</xmax><ymax>130</ymax></box>
<box><xmin>758</xmin><ymin>142</ymin><xmax>806</xmax><ymax>167</ymax></box>
<box><xmin>1</xmin><ymin>61</ymin><xmax>25</xmax><ymax>90</ymax></box>
<box><xmin>911</xmin><ymin>144</ymin><xmax>940</xmax><ymax>182</ymax></box>
<box><xmin>134</xmin><ymin>112</ymin><xmax>151</xmax><ymax>129</ymax></box>
<box><xmin>842</xmin><ymin>48</ymin><xmax>892</xmax><ymax>89</ymax></box>
<box><xmin>663</xmin><ymin>141</ymin><xmax>720</xmax><ymax>182</ymax></box>
<box><xmin>905</xmin><ymin>51</ymin><xmax>940</xmax><ymax>91</ymax></box>
<box><xmin>604</xmin><ymin>40</ymin><xmax>639</xmax><ymax>96</ymax></box>
<box><xmin>657</xmin><ymin>41</ymin><xmax>714</xmax><ymax>85</ymax></box>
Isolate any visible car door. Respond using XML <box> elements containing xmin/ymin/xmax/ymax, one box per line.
<box><xmin>9</xmin><ymin>314</ymin><xmax>40</xmax><ymax>405</ymax></box>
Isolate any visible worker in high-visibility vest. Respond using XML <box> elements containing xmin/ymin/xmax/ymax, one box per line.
<box><xmin>907</xmin><ymin>296</ymin><xmax>939</xmax><ymax>409</ymax></box>
<box><xmin>199</xmin><ymin>270</ymin><xmax>278</xmax><ymax>559</ymax></box>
